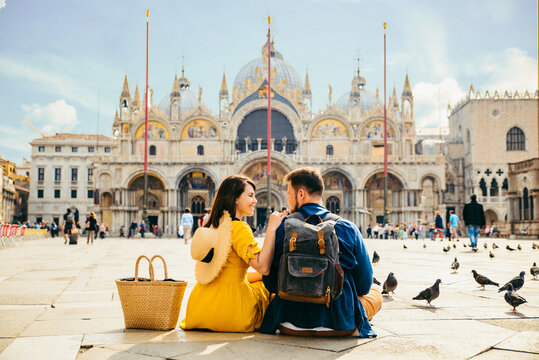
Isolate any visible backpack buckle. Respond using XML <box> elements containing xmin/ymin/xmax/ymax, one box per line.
<box><xmin>325</xmin><ymin>286</ymin><xmax>331</xmax><ymax>308</ymax></box>
<box><xmin>290</xmin><ymin>232</ymin><xmax>297</xmax><ymax>252</ymax></box>
<box><xmin>317</xmin><ymin>230</ymin><xmax>325</xmax><ymax>255</ymax></box>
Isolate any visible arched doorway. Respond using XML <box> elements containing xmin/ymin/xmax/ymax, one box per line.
<box><xmin>420</xmin><ymin>176</ymin><xmax>441</xmax><ymax>220</ymax></box>
<box><xmin>364</xmin><ymin>172</ymin><xmax>404</xmax><ymax>224</ymax></box>
<box><xmin>128</xmin><ymin>174</ymin><xmax>166</xmax><ymax>229</ymax></box>
<box><xmin>100</xmin><ymin>192</ymin><xmax>113</xmax><ymax>228</ymax></box>
<box><xmin>178</xmin><ymin>171</ymin><xmax>216</xmax><ymax>227</ymax></box>
<box><xmin>241</xmin><ymin>159</ymin><xmax>290</xmax><ymax>227</ymax></box>
<box><xmin>485</xmin><ymin>209</ymin><xmax>498</xmax><ymax>226</ymax></box>
<box><xmin>322</xmin><ymin>171</ymin><xmax>353</xmax><ymax>217</ymax></box>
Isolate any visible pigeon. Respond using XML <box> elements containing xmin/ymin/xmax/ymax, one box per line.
<box><xmin>531</xmin><ymin>263</ymin><xmax>539</xmax><ymax>280</ymax></box>
<box><xmin>532</xmin><ymin>242</ymin><xmax>538</xmax><ymax>250</ymax></box>
<box><xmin>483</xmin><ymin>243</ymin><xmax>488</xmax><ymax>249</ymax></box>
<box><xmin>463</xmin><ymin>243</ymin><xmax>467</xmax><ymax>248</ymax></box>
<box><xmin>506</xmin><ymin>245</ymin><xmax>516</xmax><ymax>251</ymax></box>
<box><xmin>382</xmin><ymin>272</ymin><xmax>398</xmax><ymax>297</ymax></box>
<box><xmin>443</xmin><ymin>246</ymin><xmax>450</xmax><ymax>253</ymax></box>
<box><xmin>489</xmin><ymin>251</ymin><xmax>495</xmax><ymax>259</ymax></box>
<box><xmin>504</xmin><ymin>283</ymin><xmax>527</xmax><ymax>312</ymax></box>
<box><xmin>413</xmin><ymin>279</ymin><xmax>441</xmax><ymax>307</ymax></box>
<box><xmin>492</xmin><ymin>243</ymin><xmax>499</xmax><ymax>249</ymax></box>
<box><xmin>373</xmin><ymin>276</ymin><xmax>381</xmax><ymax>286</ymax></box>
<box><xmin>451</xmin><ymin>257</ymin><xmax>459</xmax><ymax>272</ymax></box>
<box><xmin>498</xmin><ymin>271</ymin><xmax>525</xmax><ymax>293</ymax></box>
<box><xmin>453</xmin><ymin>244</ymin><xmax>456</xmax><ymax>249</ymax></box>
<box><xmin>517</xmin><ymin>244</ymin><xmax>522</xmax><ymax>251</ymax></box>
<box><xmin>403</xmin><ymin>243</ymin><xmax>407</xmax><ymax>249</ymax></box>
<box><xmin>372</xmin><ymin>251</ymin><xmax>380</xmax><ymax>264</ymax></box>
<box><xmin>472</xmin><ymin>247</ymin><xmax>478</xmax><ymax>253</ymax></box>
<box><xmin>471</xmin><ymin>270</ymin><xmax>499</xmax><ymax>290</ymax></box>
<box><xmin>423</xmin><ymin>243</ymin><xmax>427</xmax><ymax>249</ymax></box>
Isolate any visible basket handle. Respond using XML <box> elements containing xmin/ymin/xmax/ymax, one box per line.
<box><xmin>150</xmin><ymin>255</ymin><xmax>168</xmax><ymax>279</ymax></box>
<box><xmin>134</xmin><ymin>255</ymin><xmax>154</xmax><ymax>281</ymax></box>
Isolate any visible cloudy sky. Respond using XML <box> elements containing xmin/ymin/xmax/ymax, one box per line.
<box><xmin>0</xmin><ymin>0</ymin><xmax>536</xmax><ymax>164</ymax></box>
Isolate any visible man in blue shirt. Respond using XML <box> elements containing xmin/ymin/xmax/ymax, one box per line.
<box><xmin>260</xmin><ymin>167</ymin><xmax>380</xmax><ymax>337</ymax></box>
<box><xmin>180</xmin><ymin>208</ymin><xmax>194</xmax><ymax>245</ymax></box>
<box><xmin>448</xmin><ymin>210</ymin><xmax>460</xmax><ymax>241</ymax></box>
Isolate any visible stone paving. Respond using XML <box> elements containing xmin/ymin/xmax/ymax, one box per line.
<box><xmin>0</xmin><ymin>235</ymin><xmax>537</xmax><ymax>359</ymax></box>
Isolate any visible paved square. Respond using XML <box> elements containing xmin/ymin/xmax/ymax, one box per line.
<box><xmin>0</xmin><ymin>236</ymin><xmax>537</xmax><ymax>359</ymax></box>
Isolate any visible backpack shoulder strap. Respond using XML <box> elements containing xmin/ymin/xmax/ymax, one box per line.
<box><xmin>288</xmin><ymin>212</ymin><xmax>305</xmax><ymax>221</ymax></box>
<box><xmin>323</xmin><ymin>213</ymin><xmax>341</xmax><ymax>223</ymax></box>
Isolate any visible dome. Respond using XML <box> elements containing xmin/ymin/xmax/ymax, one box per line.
<box><xmin>233</xmin><ymin>41</ymin><xmax>303</xmax><ymax>94</ymax></box>
<box><xmin>336</xmin><ymin>89</ymin><xmax>378</xmax><ymax>113</ymax></box>
<box><xmin>158</xmin><ymin>89</ymin><xmax>198</xmax><ymax>116</ymax></box>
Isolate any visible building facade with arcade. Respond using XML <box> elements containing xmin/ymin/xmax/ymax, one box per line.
<box><xmin>92</xmin><ymin>41</ymin><xmax>445</xmax><ymax>233</ymax></box>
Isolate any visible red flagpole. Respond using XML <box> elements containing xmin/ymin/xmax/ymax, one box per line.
<box><xmin>143</xmin><ymin>10</ymin><xmax>150</xmax><ymax>223</ymax></box>
<box><xmin>266</xmin><ymin>16</ymin><xmax>272</xmax><ymax>224</ymax></box>
<box><xmin>383</xmin><ymin>22</ymin><xmax>388</xmax><ymax>224</ymax></box>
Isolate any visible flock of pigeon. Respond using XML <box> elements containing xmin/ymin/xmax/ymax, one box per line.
<box><xmin>371</xmin><ymin>245</ymin><xmax>538</xmax><ymax>312</ymax></box>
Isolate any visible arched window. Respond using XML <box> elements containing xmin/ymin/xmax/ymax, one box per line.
<box><xmin>502</xmin><ymin>178</ymin><xmax>508</xmax><ymax>192</ymax></box>
<box><xmin>490</xmin><ymin>178</ymin><xmax>498</xmax><ymax>197</ymax></box>
<box><xmin>197</xmin><ymin>145</ymin><xmax>204</xmax><ymax>156</ymax></box>
<box><xmin>523</xmin><ymin>188</ymin><xmax>529</xmax><ymax>220</ymax></box>
<box><xmin>479</xmin><ymin>178</ymin><xmax>487</xmax><ymax>197</ymax></box>
<box><xmin>506</xmin><ymin>127</ymin><xmax>525</xmax><ymax>151</ymax></box>
<box><xmin>326</xmin><ymin>145</ymin><xmax>334</xmax><ymax>156</ymax></box>
<box><xmin>191</xmin><ymin>196</ymin><xmax>205</xmax><ymax>215</ymax></box>
<box><xmin>149</xmin><ymin>145</ymin><xmax>156</xmax><ymax>156</ymax></box>
<box><xmin>326</xmin><ymin>196</ymin><xmax>340</xmax><ymax>214</ymax></box>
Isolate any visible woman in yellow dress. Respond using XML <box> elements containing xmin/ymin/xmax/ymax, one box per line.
<box><xmin>180</xmin><ymin>175</ymin><xmax>287</xmax><ymax>332</ymax></box>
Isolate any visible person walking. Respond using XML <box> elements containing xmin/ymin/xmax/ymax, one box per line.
<box><xmin>61</xmin><ymin>208</ymin><xmax>73</xmax><ymax>244</ymax></box>
<box><xmin>85</xmin><ymin>212</ymin><xmax>97</xmax><ymax>245</ymax></box>
<box><xmin>433</xmin><ymin>211</ymin><xmax>444</xmax><ymax>240</ymax></box>
<box><xmin>448</xmin><ymin>210</ymin><xmax>461</xmax><ymax>241</ymax></box>
<box><xmin>139</xmin><ymin>221</ymin><xmax>146</xmax><ymax>238</ymax></box>
<box><xmin>463</xmin><ymin>194</ymin><xmax>486</xmax><ymax>250</ymax></box>
<box><xmin>180</xmin><ymin>208</ymin><xmax>194</xmax><ymax>245</ymax></box>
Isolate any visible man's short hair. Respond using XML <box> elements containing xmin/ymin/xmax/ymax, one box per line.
<box><xmin>449</xmin><ymin>210</ymin><xmax>454</xmax><ymax>214</ymax></box>
<box><xmin>471</xmin><ymin>194</ymin><xmax>477</xmax><ymax>201</ymax></box>
<box><xmin>284</xmin><ymin>167</ymin><xmax>324</xmax><ymax>196</ymax></box>
<box><xmin>184</xmin><ymin>208</ymin><xmax>190</xmax><ymax>213</ymax></box>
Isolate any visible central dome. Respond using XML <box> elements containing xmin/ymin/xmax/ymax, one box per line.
<box><xmin>233</xmin><ymin>41</ymin><xmax>303</xmax><ymax>94</ymax></box>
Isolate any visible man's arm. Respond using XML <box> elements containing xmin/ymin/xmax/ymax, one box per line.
<box><xmin>262</xmin><ymin>220</ymin><xmax>285</xmax><ymax>294</ymax></box>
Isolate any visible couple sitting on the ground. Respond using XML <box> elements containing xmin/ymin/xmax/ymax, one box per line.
<box><xmin>180</xmin><ymin>167</ymin><xmax>381</xmax><ymax>337</ymax></box>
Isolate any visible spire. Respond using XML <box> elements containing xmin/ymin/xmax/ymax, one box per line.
<box><xmin>220</xmin><ymin>72</ymin><xmax>228</xmax><ymax>97</ymax></box>
<box><xmin>178</xmin><ymin>67</ymin><xmax>190</xmax><ymax>90</ymax></box>
<box><xmin>303</xmin><ymin>71</ymin><xmax>311</xmax><ymax>96</ymax></box>
<box><xmin>172</xmin><ymin>73</ymin><xmax>181</xmax><ymax>97</ymax></box>
<box><xmin>392</xmin><ymin>85</ymin><xmax>398</xmax><ymax>102</ymax></box>
<box><xmin>402</xmin><ymin>73</ymin><xmax>412</xmax><ymax>97</ymax></box>
<box><xmin>132</xmin><ymin>85</ymin><xmax>140</xmax><ymax>106</ymax></box>
<box><xmin>121</xmin><ymin>74</ymin><xmax>131</xmax><ymax>97</ymax></box>
<box><xmin>113</xmin><ymin>110</ymin><xmax>119</xmax><ymax>124</ymax></box>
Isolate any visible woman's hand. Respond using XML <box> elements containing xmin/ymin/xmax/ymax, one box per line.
<box><xmin>267</xmin><ymin>210</ymin><xmax>288</xmax><ymax>232</ymax></box>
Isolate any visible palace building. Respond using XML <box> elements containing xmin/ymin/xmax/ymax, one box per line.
<box><xmin>91</xmin><ymin>40</ymin><xmax>446</xmax><ymax>234</ymax></box>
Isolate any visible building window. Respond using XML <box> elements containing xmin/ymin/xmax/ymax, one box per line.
<box><xmin>197</xmin><ymin>145</ymin><xmax>204</xmax><ymax>156</ymax></box>
<box><xmin>87</xmin><ymin>168</ymin><xmax>93</xmax><ymax>182</ymax></box>
<box><xmin>490</xmin><ymin>178</ymin><xmax>498</xmax><ymax>197</ymax></box>
<box><xmin>72</xmin><ymin>147</ymin><xmax>78</xmax><ymax>153</ymax></box>
<box><xmin>447</xmin><ymin>184</ymin><xmax>455</xmax><ymax>193</ymax></box>
<box><xmin>38</xmin><ymin>168</ymin><xmax>44</xmax><ymax>181</ymax></box>
<box><xmin>502</xmin><ymin>178</ymin><xmax>508</xmax><ymax>192</ymax></box>
<box><xmin>71</xmin><ymin>168</ymin><xmax>78</xmax><ymax>182</ymax></box>
<box><xmin>326</xmin><ymin>196</ymin><xmax>340</xmax><ymax>214</ymax></box>
<box><xmin>326</xmin><ymin>145</ymin><xmax>334</xmax><ymax>156</ymax></box>
<box><xmin>55</xmin><ymin>146</ymin><xmax>61</xmax><ymax>152</ymax></box>
<box><xmin>88</xmin><ymin>189</ymin><xmax>94</xmax><ymax>199</ymax></box>
<box><xmin>71</xmin><ymin>189</ymin><xmax>77</xmax><ymax>198</ymax></box>
<box><xmin>191</xmin><ymin>196</ymin><xmax>206</xmax><ymax>215</ymax></box>
<box><xmin>479</xmin><ymin>178</ymin><xmax>487</xmax><ymax>197</ymax></box>
<box><xmin>54</xmin><ymin>189</ymin><xmax>60</xmax><ymax>198</ymax></box>
<box><xmin>149</xmin><ymin>145</ymin><xmax>156</xmax><ymax>156</ymax></box>
<box><xmin>37</xmin><ymin>189</ymin><xmax>44</xmax><ymax>198</ymax></box>
<box><xmin>523</xmin><ymin>188</ymin><xmax>530</xmax><ymax>220</ymax></box>
<box><xmin>38</xmin><ymin>146</ymin><xmax>45</xmax><ymax>152</ymax></box>
<box><xmin>104</xmin><ymin>147</ymin><xmax>111</xmax><ymax>153</ymax></box>
<box><xmin>88</xmin><ymin>146</ymin><xmax>95</xmax><ymax>153</ymax></box>
<box><xmin>54</xmin><ymin>168</ymin><xmax>61</xmax><ymax>181</ymax></box>
<box><xmin>506</xmin><ymin>127</ymin><xmax>525</xmax><ymax>151</ymax></box>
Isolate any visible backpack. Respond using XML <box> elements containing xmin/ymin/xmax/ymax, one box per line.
<box><xmin>278</xmin><ymin>212</ymin><xmax>344</xmax><ymax>308</ymax></box>
<box><xmin>66</xmin><ymin>213</ymin><xmax>74</xmax><ymax>224</ymax></box>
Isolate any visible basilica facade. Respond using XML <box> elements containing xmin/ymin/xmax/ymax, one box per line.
<box><xmin>92</xmin><ymin>41</ymin><xmax>445</xmax><ymax>233</ymax></box>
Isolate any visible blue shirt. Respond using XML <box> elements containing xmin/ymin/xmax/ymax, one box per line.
<box><xmin>181</xmin><ymin>213</ymin><xmax>194</xmax><ymax>226</ymax></box>
<box><xmin>260</xmin><ymin>203</ymin><xmax>376</xmax><ymax>337</ymax></box>
<box><xmin>449</xmin><ymin>214</ymin><xmax>459</xmax><ymax>227</ymax></box>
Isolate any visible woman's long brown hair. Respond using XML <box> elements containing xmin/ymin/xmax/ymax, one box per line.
<box><xmin>205</xmin><ymin>175</ymin><xmax>256</xmax><ymax>228</ymax></box>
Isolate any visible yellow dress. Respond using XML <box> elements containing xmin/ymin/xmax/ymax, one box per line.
<box><xmin>180</xmin><ymin>221</ymin><xmax>269</xmax><ymax>332</ymax></box>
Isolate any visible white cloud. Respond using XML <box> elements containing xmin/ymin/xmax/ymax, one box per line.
<box><xmin>469</xmin><ymin>48</ymin><xmax>537</xmax><ymax>92</ymax></box>
<box><xmin>0</xmin><ymin>0</ymin><xmax>6</xmax><ymax>10</ymax></box>
<box><xmin>21</xmin><ymin>99</ymin><xmax>78</xmax><ymax>134</ymax></box>
<box><xmin>413</xmin><ymin>78</ymin><xmax>466</xmax><ymax>128</ymax></box>
<box><xmin>0</xmin><ymin>54</ymin><xmax>94</xmax><ymax>109</ymax></box>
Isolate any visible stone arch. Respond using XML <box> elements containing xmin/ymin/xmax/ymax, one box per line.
<box><xmin>100</xmin><ymin>192</ymin><xmax>113</xmax><ymax>207</ymax></box>
<box><xmin>128</xmin><ymin>174</ymin><xmax>166</xmax><ymax>210</ymax></box>
<box><xmin>123</xmin><ymin>169</ymin><xmax>168</xmax><ymax>189</ymax></box>
<box><xmin>133</xmin><ymin>119</ymin><xmax>170</xmax><ymax>140</ymax></box>
<box><xmin>177</xmin><ymin>170</ymin><xmax>217</xmax><ymax>215</ymax></box>
<box><xmin>174</xmin><ymin>167</ymin><xmax>219</xmax><ymax>189</ymax></box>
<box><xmin>308</xmin><ymin>116</ymin><xmax>352</xmax><ymax>139</ymax></box>
<box><xmin>359</xmin><ymin>118</ymin><xmax>398</xmax><ymax>139</ymax></box>
<box><xmin>180</xmin><ymin>117</ymin><xmax>221</xmax><ymax>139</ymax></box>
<box><xmin>99</xmin><ymin>172</ymin><xmax>112</xmax><ymax>189</ymax></box>
<box><xmin>253</xmin><ymin>189</ymin><xmax>284</xmax><ymax>228</ymax></box>
<box><xmin>484</xmin><ymin>209</ymin><xmax>499</xmax><ymax>226</ymax></box>
<box><xmin>322</xmin><ymin>167</ymin><xmax>358</xmax><ymax>189</ymax></box>
<box><xmin>326</xmin><ymin>195</ymin><xmax>341</xmax><ymax>214</ymax></box>
<box><xmin>360</xmin><ymin>168</ymin><xmax>408</xmax><ymax>189</ymax></box>
<box><xmin>364</xmin><ymin>171</ymin><xmax>405</xmax><ymax>223</ymax></box>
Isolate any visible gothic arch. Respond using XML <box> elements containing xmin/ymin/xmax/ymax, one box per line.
<box><xmin>308</xmin><ymin>115</ymin><xmax>353</xmax><ymax>139</ymax></box>
<box><xmin>321</xmin><ymin>167</ymin><xmax>357</xmax><ymax>189</ymax></box>
<box><xmin>124</xmin><ymin>169</ymin><xmax>168</xmax><ymax>189</ymax></box>
<box><xmin>360</xmin><ymin>168</ymin><xmax>408</xmax><ymax>189</ymax></box>
<box><xmin>174</xmin><ymin>167</ymin><xmax>220</xmax><ymax>189</ymax></box>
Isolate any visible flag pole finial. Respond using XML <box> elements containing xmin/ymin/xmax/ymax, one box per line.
<box><xmin>383</xmin><ymin>22</ymin><xmax>387</xmax><ymax>30</ymax></box>
<box><xmin>268</xmin><ymin>16</ymin><xmax>271</xmax><ymax>26</ymax></box>
<box><xmin>146</xmin><ymin>9</ymin><xmax>150</xmax><ymax>20</ymax></box>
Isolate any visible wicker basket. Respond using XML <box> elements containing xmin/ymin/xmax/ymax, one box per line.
<box><xmin>116</xmin><ymin>255</ymin><xmax>187</xmax><ymax>330</ymax></box>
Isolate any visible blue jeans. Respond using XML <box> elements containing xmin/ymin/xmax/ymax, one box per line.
<box><xmin>467</xmin><ymin>225</ymin><xmax>480</xmax><ymax>247</ymax></box>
